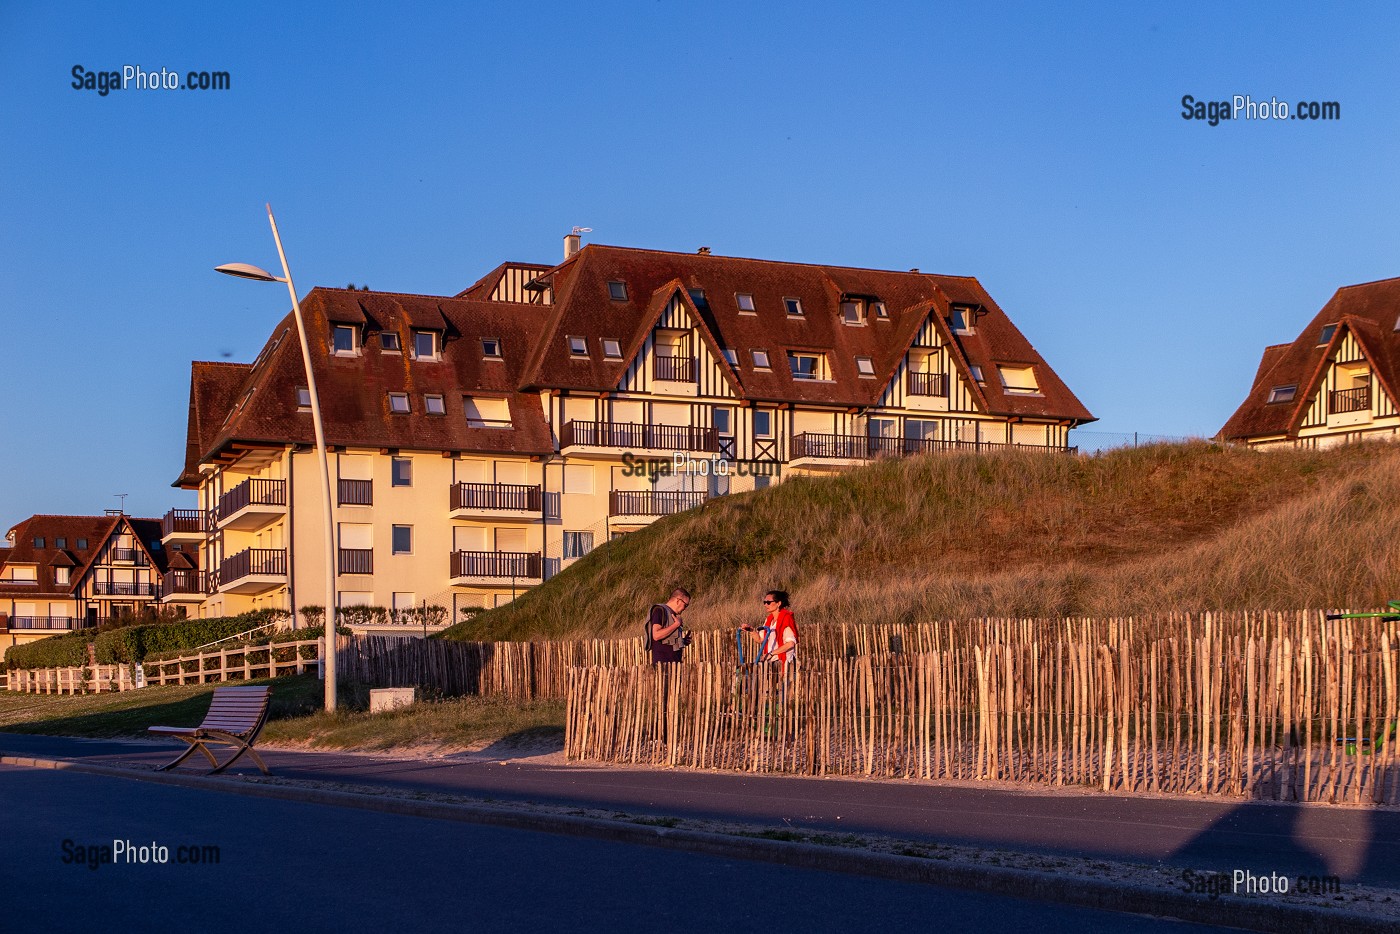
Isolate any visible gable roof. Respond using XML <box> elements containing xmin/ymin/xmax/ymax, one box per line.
<box><xmin>1219</xmin><ymin>277</ymin><xmax>1400</xmax><ymax>440</ymax></box>
<box><xmin>0</xmin><ymin>515</ymin><xmax>121</xmax><ymax>598</ymax></box>
<box><xmin>517</xmin><ymin>244</ymin><xmax>1093</xmax><ymax>420</ymax></box>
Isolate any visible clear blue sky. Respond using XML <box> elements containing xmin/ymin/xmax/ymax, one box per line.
<box><xmin>2</xmin><ymin>1</ymin><xmax>1398</xmax><ymax>530</ymax></box>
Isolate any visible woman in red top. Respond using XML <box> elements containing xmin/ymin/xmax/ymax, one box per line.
<box><xmin>743</xmin><ymin>590</ymin><xmax>798</xmax><ymax>673</ymax></box>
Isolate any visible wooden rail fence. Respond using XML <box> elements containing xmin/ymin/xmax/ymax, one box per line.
<box><xmin>6</xmin><ymin>664</ymin><xmax>142</xmax><ymax>694</ymax></box>
<box><xmin>143</xmin><ymin>638</ymin><xmax>323</xmax><ymax>686</ymax></box>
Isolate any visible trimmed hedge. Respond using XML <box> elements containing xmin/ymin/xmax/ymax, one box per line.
<box><xmin>140</xmin><ymin>623</ymin><xmax>350</xmax><ymax>663</ymax></box>
<box><xmin>4</xmin><ymin>609</ymin><xmax>291</xmax><ymax>669</ymax></box>
<box><xmin>3</xmin><ymin>632</ymin><xmax>91</xmax><ymax>670</ymax></box>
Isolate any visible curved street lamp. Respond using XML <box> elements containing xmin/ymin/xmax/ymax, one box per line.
<box><xmin>216</xmin><ymin>204</ymin><xmax>338</xmax><ymax>712</ymax></box>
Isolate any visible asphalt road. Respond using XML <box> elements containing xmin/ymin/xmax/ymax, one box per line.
<box><xmin>1</xmin><ymin>764</ymin><xmax>1227</xmax><ymax>933</ymax></box>
<box><xmin>1</xmin><ymin>733</ymin><xmax>1392</xmax><ymax>889</ymax></box>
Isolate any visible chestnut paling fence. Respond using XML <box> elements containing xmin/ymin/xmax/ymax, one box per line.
<box><xmin>562</xmin><ymin>612</ymin><xmax>1400</xmax><ymax>804</ymax></box>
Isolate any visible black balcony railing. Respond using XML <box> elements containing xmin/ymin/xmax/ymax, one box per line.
<box><xmin>450</xmin><ymin>550</ymin><xmax>542</xmax><ymax>580</ymax></box>
<box><xmin>560</xmin><ymin>420</ymin><xmax>717</xmax><ymax>453</ymax></box>
<box><xmin>8</xmin><ymin>616</ymin><xmax>83</xmax><ymax>630</ymax></box>
<box><xmin>791</xmin><ymin>433</ymin><xmax>1075</xmax><ymax>460</ymax></box>
<box><xmin>653</xmin><ymin>354</ymin><xmax>698</xmax><ymax>382</ymax></box>
<box><xmin>1329</xmin><ymin>386</ymin><xmax>1370</xmax><ymax>414</ymax></box>
<box><xmin>160</xmin><ymin>508</ymin><xmax>207</xmax><ymax>538</ymax></box>
<box><xmin>92</xmin><ymin>581</ymin><xmax>155</xmax><ymax>596</ymax></box>
<box><xmin>450</xmin><ymin>482</ymin><xmax>543</xmax><ymax>513</ymax></box>
<box><xmin>610</xmin><ymin>490</ymin><xmax>709</xmax><ymax>516</ymax></box>
<box><xmin>217</xmin><ymin>478</ymin><xmax>287</xmax><ymax>522</ymax></box>
<box><xmin>160</xmin><ymin>570</ymin><xmax>209</xmax><ymax>598</ymax></box>
<box><xmin>219</xmin><ymin>548</ymin><xmax>287</xmax><ymax>586</ymax></box>
<box><xmin>110</xmin><ymin>548</ymin><xmax>150</xmax><ymax>565</ymax></box>
<box><xmin>907</xmin><ymin>372</ymin><xmax>949</xmax><ymax>397</ymax></box>
<box><xmin>338</xmin><ymin>479</ymin><xmax>373</xmax><ymax>506</ymax></box>
<box><xmin>338</xmin><ymin>548</ymin><xmax>374</xmax><ymax>575</ymax></box>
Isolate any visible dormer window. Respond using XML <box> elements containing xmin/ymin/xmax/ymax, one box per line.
<box><xmin>608</xmin><ymin>281</ymin><xmax>628</xmax><ymax>301</ymax></box>
<box><xmin>1267</xmin><ymin>385</ymin><xmax>1297</xmax><ymax>404</ymax></box>
<box><xmin>788</xmin><ymin>352</ymin><xmax>826</xmax><ymax>380</ymax></box>
<box><xmin>296</xmin><ymin>387</ymin><xmax>311</xmax><ymax>411</ymax></box>
<box><xmin>784</xmin><ymin>297</ymin><xmax>804</xmax><ymax>317</ymax></box>
<box><xmin>998</xmin><ymin>364</ymin><xmax>1041</xmax><ymax>395</ymax></box>
<box><xmin>1318</xmin><ymin>324</ymin><xmax>1337</xmax><ymax>345</ymax></box>
<box><xmin>568</xmin><ymin>336</ymin><xmax>589</xmax><ymax>357</ymax></box>
<box><xmin>855</xmin><ymin>356</ymin><xmax>875</xmax><ymax>377</ymax></box>
<box><xmin>332</xmin><ymin>325</ymin><xmax>358</xmax><ymax>355</ymax></box>
<box><xmin>55</xmin><ymin>566</ymin><xmax>70</xmax><ymax>585</ymax></box>
<box><xmin>752</xmin><ymin>350</ymin><xmax>771</xmax><ymax>369</ymax></box>
<box><xmin>388</xmin><ymin>392</ymin><xmax>410</xmax><ymax>414</ymax></box>
<box><xmin>380</xmin><ymin>332</ymin><xmax>401</xmax><ymax>352</ymax></box>
<box><xmin>840</xmin><ymin>302</ymin><xmax>865</xmax><ymax>326</ymax></box>
<box><xmin>412</xmin><ymin>330</ymin><xmax>439</xmax><ymax>360</ymax></box>
<box><xmin>736</xmin><ymin>293</ymin><xmax>756</xmax><ymax>313</ymax></box>
<box><xmin>482</xmin><ymin>338</ymin><xmax>502</xmax><ymax>359</ymax></box>
<box><xmin>464</xmin><ymin>396</ymin><xmax>512</xmax><ymax>428</ymax></box>
<box><xmin>602</xmin><ymin>339</ymin><xmax>622</xmax><ymax>359</ymax></box>
<box><xmin>950</xmin><ymin>306</ymin><xmax>976</xmax><ymax>335</ymax></box>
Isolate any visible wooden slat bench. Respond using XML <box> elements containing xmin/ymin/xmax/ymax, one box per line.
<box><xmin>148</xmin><ymin>685</ymin><xmax>273</xmax><ymax>775</ymax></box>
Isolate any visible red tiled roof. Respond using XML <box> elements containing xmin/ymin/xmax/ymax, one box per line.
<box><xmin>0</xmin><ymin>515</ymin><xmax>120</xmax><ymax>597</ymax></box>
<box><xmin>176</xmin><ymin>361</ymin><xmax>252</xmax><ymax>488</ymax></box>
<box><xmin>1220</xmin><ymin>278</ymin><xmax>1400</xmax><ymax>440</ymax></box>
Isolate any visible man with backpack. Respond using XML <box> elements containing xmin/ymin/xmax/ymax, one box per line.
<box><xmin>647</xmin><ymin>587</ymin><xmax>692</xmax><ymax>663</ymax></box>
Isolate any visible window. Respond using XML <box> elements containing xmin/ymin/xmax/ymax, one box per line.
<box><xmin>687</xmin><ymin>288</ymin><xmax>708</xmax><ymax>309</ymax></box>
<box><xmin>1319</xmin><ymin>324</ymin><xmax>1337</xmax><ymax>345</ymax></box>
<box><xmin>296</xmin><ymin>387</ymin><xmax>311</xmax><ymax>411</ymax></box>
<box><xmin>840</xmin><ymin>302</ymin><xmax>864</xmax><ymax>326</ymax></box>
<box><xmin>754</xmin><ymin>410</ymin><xmax>774</xmax><ymax>439</ymax></box>
<box><xmin>568</xmin><ymin>336</ymin><xmax>589</xmax><ymax>357</ymax></box>
<box><xmin>425</xmin><ymin>394</ymin><xmax>446</xmax><ymax>415</ymax></box>
<box><xmin>968</xmin><ymin>365</ymin><xmax>984</xmax><ymax>383</ymax></box>
<box><xmin>1267</xmin><ymin>385</ymin><xmax>1297</xmax><ymax>404</ymax></box>
<box><xmin>380</xmin><ymin>332</ymin><xmax>401</xmax><ymax>352</ymax></box>
<box><xmin>332</xmin><ymin>325</ymin><xmax>357</xmax><ymax>355</ymax></box>
<box><xmin>76</xmin><ymin>538</ymin><xmax>87</xmax><ymax>550</ymax></box>
<box><xmin>752</xmin><ymin>349</ymin><xmax>771</xmax><ymax>369</ymax></box>
<box><xmin>950</xmin><ymin>306</ymin><xmax>975</xmax><ymax>334</ymax></box>
<box><xmin>464</xmin><ymin>396</ymin><xmax>512</xmax><ymax>428</ymax></box>
<box><xmin>997</xmin><ymin>364</ymin><xmax>1041</xmax><ymax>395</ymax></box>
<box><xmin>856</xmin><ymin>356</ymin><xmax>876</xmax><ymax>377</ymax></box>
<box><xmin>564</xmin><ymin>531</ymin><xmax>594</xmax><ymax>559</ymax></box>
<box><xmin>55</xmin><ymin>567</ymin><xmax>70</xmax><ymax>585</ymax></box>
<box><xmin>33</xmin><ymin>537</ymin><xmax>44</xmax><ymax>548</ymax></box>
<box><xmin>388</xmin><ymin>392</ymin><xmax>410</xmax><ymax>414</ymax></box>
<box><xmin>788</xmin><ymin>352</ymin><xmax>824</xmax><ymax>380</ymax></box>
<box><xmin>482</xmin><ymin>338</ymin><xmax>502</xmax><ymax>359</ymax></box>
<box><xmin>872</xmin><ymin>302</ymin><xmax>888</xmax><ymax>319</ymax></box>
<box><xmin>723</xmin><ymin>348</ymin><xmax>738</xmax><ymax>366</ymax></box>
<box><xmin>412</xmin><ymin>330</ymin><xmax>438</xmax><ymax>360</ymax></box>
<box><xmin>602</xmin><ymin>339</ymin><xmax>622</xmax><ymax>359</ymax></box>
<box><xmin>392</xmin><ymin>457</ymin><xmax>413</xmax><ymax>487</ymax></box>
<box><xmin>736</xmin><ymin>293</ymin><xmax>756</xmax><ymax>313</ymax></box>
<box><xmin>714</xmin><ymin>408</ymin><xmax>733</xmax><ymax>436</ymax></box>
<box><xmin>784</xmin><ymin>297</ymin><xmax>804</xmax><ymax>317</ymax></box>
<box><xmin>608</xmin><ymin>280</ymin><xmax>628</xmax><ymax>301</ymax></box>
<box><xmin>392</xmin><ymin>525</ymin><xmax>413</xmax><ymax>555</ymax></box>
<box><xmin>564</xmin><ymin>464</ymin><xmax>595</xmax><ymax>494</ymax></box>
<box><xmin>55</xmin><ymin>537</ymin><xmax>66</xmax><ymax>549</ymax></box>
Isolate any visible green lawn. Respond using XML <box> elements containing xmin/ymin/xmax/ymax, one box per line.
<box><xmin>0</xmin><ymin>676</ymin><xmax>563</xmax><ymax>753</ymax></box>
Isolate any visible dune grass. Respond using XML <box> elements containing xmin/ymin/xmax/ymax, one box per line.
<box><xmin>442</xmin><ymin>440</ymin><xmax>1400</xmax><ymax>641</ymax></box>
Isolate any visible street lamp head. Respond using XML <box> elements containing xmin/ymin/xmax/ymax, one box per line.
<box><xmin>215</xmin><ymin>262</ymin><xmax>285</xmax><ymax>283</ymax></box>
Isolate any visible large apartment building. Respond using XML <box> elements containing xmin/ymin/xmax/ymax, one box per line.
<box><xmin>1220</xmin><ymin>277</ymin><xmax>1400</xmax><ymax>447</ymax></box>
<box><xmin>0</xmin><ymin>513</ymin><xmax>171</xmax><ymax>649</ymax></box>
<box><xmin>167</xmin><ymin>239</ymin><xmax>1093</xmax><ymax>624</ymax></box>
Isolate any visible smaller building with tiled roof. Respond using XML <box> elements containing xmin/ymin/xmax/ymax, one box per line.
<box><xmin>1220</xmin><ymin>278</ymin><xmax>1400</xmax><ymax>447</ymax></box>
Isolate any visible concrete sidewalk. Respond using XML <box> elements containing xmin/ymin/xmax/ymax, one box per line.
<box><xmin>2</xmin><ymin>731</ymin><xmax>1395</xmax><ymax>889</ymax></box>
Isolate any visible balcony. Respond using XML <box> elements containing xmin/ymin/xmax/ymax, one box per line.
<box><xmin>160</xmin><ymin>508</ymin><xmax>208</xmax><ymax>544</ymax></box>
<box><xmin>92</xmin><ymin>581</ymin><xmax>156</xmax><ymax>598</ymax></box>
<box><xmin>1329</xmin><ymin>386</ymin><xmax>1370</xmax><ymax>414</ymax></box>
<box><xmin>218</xmin><ymin>547</ymin><xmax>287</xmax><ymax>595</ymax></box>
<box><xmin>449</xmin><ymin>550</ymin><xmax>542</xmax><ymax>587</ymax></box>
<box><xmin>790</xmin><ymin>432</ymin><xmax>1074</xmax><ymax>467</ymax></box>
<box><xmin>109</xmin><ymin>548</ymin><xmax>149</xmax><ymax>565</ymax></box>
<box><xmin>609</xmin><ymin>490</ymin><xmax>709</xmax><ymax>526</ymax></box>
<box><xmin>7</xmin><ymin>616</ymin><xmax>82</xmax><ymax>631</ymax></box>
<box><xmin>560</xmin><ymin>420</ymin><xmax>718</xmax><ymax>456</ymax></box>
<box><xmin>449</xmin><ymin>482</ymin><xmax>543</xmax><ymax>521</ymax></box>
<box><xmin>338</xmin><ymin>548</ymin><xmax>374</xmax><ymax>576</ymax></box>
<box><xmin>338</xmin><ymin>479</ymin><xmax>373</xmax><ymax>506</ymax></box>
<box><xmin>653</xmin><ymin>354</ymin><xmax>697</xmax><ymax>383</ymax></box>
<box><xmin>216</xmin><ymin>478</ymin><xmax>287</xmax><ymax>531</ymax></box>
<box><xmin>160</xmin><ymin>570</ymin><xmax>211</xmax><ymax>602</ymax></box>
<box><xmin>907</xmin><ymin>372</ymin><xmax>948</xmax><ymax>397</ymax></box>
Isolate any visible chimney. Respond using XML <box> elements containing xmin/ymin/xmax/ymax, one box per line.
<box><xmin>564</xmin><ymin>233</ymin><xmax>580</xmax><ymax>260</ymax></box>
<box><xmin>697</xmin><ymin>246</ymin><xmax>711</xmax><ymax>255</ymax></box>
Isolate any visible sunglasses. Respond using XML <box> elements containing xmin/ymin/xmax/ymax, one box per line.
<box><xmin>762</xmin><ymin>599</ymin><xmax>777</xmax><ymax>605</ymax></box>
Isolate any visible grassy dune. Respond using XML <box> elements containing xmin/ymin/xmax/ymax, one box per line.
<box><xmin>443</xmin><ymin>441</ymin><xmax>1400</xmax><ymax>641</ymax></box>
